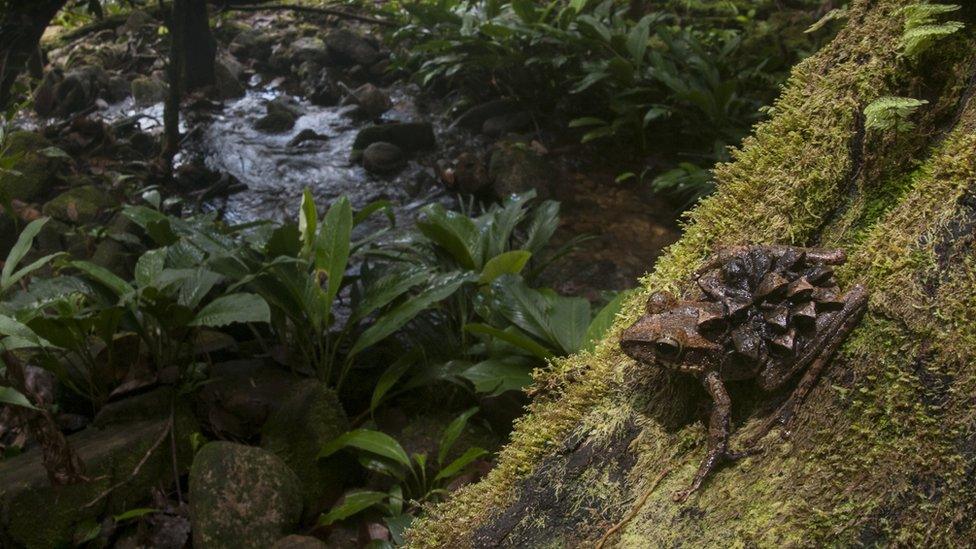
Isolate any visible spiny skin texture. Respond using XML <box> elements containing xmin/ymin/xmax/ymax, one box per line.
<box><xmin>620</xmin><ymin>245</ymin><xmax>867</xmax><ymax>501</ymax></box>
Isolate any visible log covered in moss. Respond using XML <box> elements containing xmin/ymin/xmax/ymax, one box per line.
<box><xmin>408</xmin><ymin>0</ymin><xmax>976</xmax><ymax>546</ymax></box>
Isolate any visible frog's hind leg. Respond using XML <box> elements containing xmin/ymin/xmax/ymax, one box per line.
<box><xmin>743</xmin><ymin>285</ymin><xmax>868</xmax><ymax>448</ymax></box>
<box><xmin>674</xmin><ymin>371</ymin><xmax>755</xmax><ymax>502</ymax></box>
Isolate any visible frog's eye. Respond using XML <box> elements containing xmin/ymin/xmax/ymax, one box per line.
<box><xmin>654</xmin><ymin>337</ymin><xmax>683</xmax><ymax>359</ymax></box>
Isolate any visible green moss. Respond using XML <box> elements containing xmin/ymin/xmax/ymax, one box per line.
<box><xmin>0</xmin><ymin>131</ymin><xmax>65</xmax><ymax>203</ymax></box>
<box><xmin>42</xmin><ymin>185</ymin><xmax>115</xmax><ymax>224</ymax></box>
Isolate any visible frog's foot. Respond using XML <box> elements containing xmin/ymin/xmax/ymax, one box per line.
<box><xmin>671</xmin><ymin>448</ymin><xmax>759</xmax><ymax>502</ymax></box>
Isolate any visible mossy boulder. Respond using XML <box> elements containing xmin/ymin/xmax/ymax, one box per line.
<box><xmin>325</xmin><ymin>28</ymin><xmax>382</xmax><ymax>67</ymax></box>
<box><xmin>130</xmin><ymin>76</ymin><xmax>168</xmax><ymax>106</ymax></box>
<box><xmin>351</xmin><ymin>122</ymin><xmax>435</xmax><ymax>155</ymax></box>
<box><xmin>0</xmin><ymin>414</ymin><xmax>199</xmax><ymax>549</ymax></box>
<box><xmin>189</xmin><ymin>442</ymin><xmax>303</xmax><ymax>548</ymax></box>
<box><xmin>362</xmin><ymin>141</ymin><xmax>406</xmax><ymax>175</ymax></box>
<box><xmin>41</xmin><ymin>185</ymin><xmax>115</xmax><ymax>224</ymax></box>
<box><xmin>488</xmin><ymin>142</ymin><xmax>552</xmax><ymax>200</ymax></box>
<box><xmin>255</xmin><ymin>98</ymin><xmax>301</xmax><ymax>134</ymax></box>
<box><xmin>0</xmin><ymin>131</ymin><xmax>65</xmax><ymax>203</ymax></box>
<box><xmin>261</xmin><ymin>380</ymin><xmax>349</xmax><ymax>518</ymax></box>
<box><xmin>272</xmin><ymin>535</ymin><xmax>327</xmax><ymax>549</ymax></box>
<box><xmin>411</xmin><ymin>1</ymin><xmax>976</xmax><ymax>546</ymax></box>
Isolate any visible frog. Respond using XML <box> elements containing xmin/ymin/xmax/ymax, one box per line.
<box><xmin>620</xmin><ymin>245</ymin><xmax>868</xmax><ymax>501</ymax></box>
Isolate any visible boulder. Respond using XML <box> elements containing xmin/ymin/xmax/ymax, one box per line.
<box><xmin>215</xmin><ymin>60</ymin><xmax>245</xmax><ymax>100</ymax></box>
<box><xmin>287</xmin><ymin>129</ymin><xmax>329</xmax><ymax>148</ymax></box>
<box><xmin>362</xmin><ymin>142</ymin><xmax>406</xmax><ymax>174</ymax></box>
<box><xmin>122</xmin><ymin>9</ymin><xmax>154</xmax><ymax>34</ymax></box>
<box><xmin>343</xmin><ymin>83</ymin><xmax>390</xmax><ymax>119</ymax></box>
<box><xmin>273</xmin><ymin>535</ymin><xmax>327</xmax><ymax>549</ymax></box>
<box><xmin>0</xmin><ymin>417</ymin><xmax>198</xmax><ymax>548</ymax></box>
<box><xmin>326</xmin><ymin>28</ymin><xmax>382</xmax><ymax>66</ymax></box>
<box><xmin>91</xmin><ymin>211</ymin><xmax>140</xmax><ymax>276</ymax></box>
<box><xmin>482</xmin><ymin>111</ymin><xmax>533</xmax><ymax>137</ymax></box>
<box><xmin>32</xmin><ymin>69</ymin><xmax>62</xmax><ymax>117</ymax></box>
<box><xmin>452</xmin><ymin>151</ymin><xmax>490</xmax><ymax>194</ymax></box>
<box><xmin>230</xmin><ymin>29</ymin><xmax>274</xmax><ymax>63</ymax></box>
<box><xmin>195</xmin><ymin>360</ymin><xmax>304</xmax><ymax>440</ymax></box>
<box><xmin>189</xmin><ymin>442</ymin><xmax>303</xmax><ymax>548</ymax></box>
<box><xmin>450</xmin><ymin>99</ymin><xmax>519</xmax><ymax>132</ymax></box>
<box><xmin>41</xmin><ymin>185</ymin><xmax>115</xmax><ymax>224</ymax></box>
<box><xmin>131</xmin><ymin>76</ymin><xmax>168</xmax><ymax>106</ymax></box>
<box><xmin>104</xmin><ymin>76</ymin><xmax>131</xmax><ymax>103</ymax></box>
<box><xmin>261</xmin><ymin>380</ymin><xmax>349</xmax><ymax>517</ymax></box>
<box><xmin>255</xmin><ymin>97</ymin><xmax>301</xmax><ymax>134</ymax></box>
<box><xmin>53</xmin><ymin>66</ymin><xmax>107</xmax><ymax>117</ymax></box>
<box><xmin>352</xmin><ymin>122</ymin><xmax>435</xmax><ymax>154</ymax></box>
<box><xmin>290</xmin><ymin>36</ymin><xmax>330</xmax><ymax>65</ymax></box>
<box><xmin>488</xmin><ymin>141</ymin><xmax>553</xmax><ymax>200</ymax></box>
<box><xmin>0</xmin><ymin>131</ymin><xmax>65</xmax><ymax>203</ymax></box>
<box><xmin>305</xmin><ymin>71</ymin><xmax>341</xmax><ymax>107</ymax></box>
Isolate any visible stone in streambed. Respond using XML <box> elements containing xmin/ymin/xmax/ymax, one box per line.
<box><xmin>255</xmin><ymin>97</ymin><xmax>301</xmax><ymax>134</ymax></box>
<box><xmin>326</xmin><ymin>28</ymin><xmax>382</xmax><ymax>67</ymax></box>
<box><xmin>362</xmin><ymin>142</ymin><xmax>406</xmax><ymax>175</ymax></box>
<box><xmin>352</xmin><ymin>122</ymin><xmax>435</xmax><ymax>154</ymax></box>
<box><xmin>42</xmin><ymin>185</ymin><xmax>115</xmax><ymax>224</ymax></box>
<box><xmin>189</xmin><ymin>442</ymin><xmax>302</xmax><ymax>549</ymax></box>
<box><xmin>342</xmin><ymin>83</ymin><xmax>390</xmax><ymax>118</ymax></box>
<box><xmin>0</xmin><ymin>131</ymin><xmax>66</xmax><ymax>203</ymax></box>
<box><xmin>261</xmin><ymin>380</ymin><xmax>349</xmax><ymax>519</ymax></box>
<box><xmin>131</xmin><ymin>76</ymin><xmax>168</xmax><ymax>106</ymax></box>
<box><xmin>488</xmin><ymin>141</ymin><xmax>553</xmax><ymax>200</ymax></box>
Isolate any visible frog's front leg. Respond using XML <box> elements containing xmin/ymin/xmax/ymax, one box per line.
<box><xmin>673</xmin><ymin>370</ymin><xmax>752</xmax><ymax>502</ymax></box>
<box><xmin>744</xmin><ymin>285</ymin><xmax>868</xmax><ymax>447</ymax></box>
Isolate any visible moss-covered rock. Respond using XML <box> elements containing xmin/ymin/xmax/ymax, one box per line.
<box><xmin>351</xmin><ymin>122</ymin><xmax>436</xmax><ymax>156</ymax></box>
<box><xmin>255</xmin><ymin>98</ymin><xmax>301</xmax><ymax>134</ymax></box>
<box><xmin>41</xmin><ymin>185</ymin><xmax>115</xmax><ymax>224</ymax></box>
<box><xmin>189</xmin><ymin>442</ymin><xmax>303</xmax><ymax>548</ymax></box>
<box><xmin>130</xmin><ymin>76</ymin><xmax>168</xmax><ymax>106</ymax></box>
<box><xmin>0</xmin><ymin>413</ymin><xmax>198</xmax><ymax>549</ymax></box>
<box><xmin>0</xmin><ymin>131</ymin><xmax>65</xmax><ymax>203</ymax></box>
<box><xmin>272</xmin><ymin>535</ymin><xmax>327</xmax><ymax>549</ymax></box>
<box><xmin>261</xmin><ymin>380</ymin><xmax>349</xmax><ymax>519</ymax></box>
<box><xmin>488</xmin><ymin>141</ymin><xmax>552</xmax><ymax>200</ymax></box>
<box><xmin>411</xmin><ymin>1</ymin><xmax>976</xmax><ymax>546</ymax></box>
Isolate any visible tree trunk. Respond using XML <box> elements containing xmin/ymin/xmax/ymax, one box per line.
<box><xmin>162</xmin><ymin>0</ymin><xmax>186</xmax><ymax>166</ymax></box>
<box><xmin>182</xmin><ymin>0</ymin><xmax>215</xmax><ymax>90</ymax></box>
<box><xmin>0</xmin><ymin>0</ymin><xmax>69</xmax><ymax>108</ymax></box>
<box><xmin>410</xmin><ymin>0</ymin><xmax>976</xmax><ymax>546</ymax></box>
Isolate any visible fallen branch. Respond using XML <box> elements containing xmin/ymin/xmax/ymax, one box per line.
<box><xmin>222</xmin><ymin>3</ymin><xmax>396</xmax><ymax>27</ymax></box>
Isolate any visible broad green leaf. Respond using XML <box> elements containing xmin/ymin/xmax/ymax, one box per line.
<box><xmin>0</xmin><ymin>314</ymin><xmax>53</xmax><ymax>349</ymax></box>
<box><xmin>438</xmin><ymin>407</ymin><xmax>479</xmax><ymax>466</ymax></box>
<box><xmin>417</xmin><ymin>204</ymin><xmax>481</xmax><ymax>270</ymax></box>
<box><xmin>316</xmin><ymin>197</ymin><xmax>353</xmax><ymax>310</ymax></box>
<box><xmin>370</xmin><ymin>350</ymin><xmax>421</xmax><ymax>412</ymax></box>
<box><xmin>189</xmin><ymin>293</ymin><xmax>270</xmax><ymax>327</ymax></box>
<box><xmin>464</xmin><ymin>323</ymin><xmax>553</xmax><ymax>360</ymax></box>
<box><xmin>627</xmin><ymin>15</ymin><xmax>653</xmax><ymax>67</ymax></box>
<box><xmin>0</xmin><ymin>386</ymin><xmax>38</xmax><ymax>410</ymax></box>
<box><xmin>349</xmin><ymin>272</ymin><xmax>472</xmax><ymax>357</ymax></box>
<box><xmin>568</xmin><ymin>117</ymin><xmax>606</xmax><ymax>128</ymax></box>
<box><xmin>351</xmin><ymin>268</ymin><xmax>427</xmax><ymax>324</ymax></box>
<box><xmin>113</xmin><ymin>508</ymin><xmax>158</xmax><ymax>522</ymax></box>
<box><xmin>435</xmin><ymin>447</ymin><xmax>488</xmax><ymax>482</ymax></box>
<box><xmin>318</xmin><ymin>429</ymin><xmax>412</xmax><ymax>469</ymax></box>
<box><xmin>547</xmin><ymin>294</ymin><xmax>591</xmax><ymax>355</ymax></box>
<box><xmin>584</xmin><ymin>290</ymin><xmax>634</xmax><ymax>350</ymax></box>
<box><xmin>3</xmin><ymin>252</ymin><xmax>61</xmax><ymax>294</ymax></box>
<box><xmin>2</xmin><ymin>217</ymin><xmax>48</xmax><ymax>288</ymax></box>
<box><xmin>70</xmin><ymin>260</ymin><xmax>132</xmax><ymax>299</ymax></box>
<box><xmin>318</xmin><ymin>490</ymin><xmax>388</xmax><ymax>526</ymax></box>
<box><xmin>460</xmin><ymin>357</ymin><xmax>535</xmax><ymax>396</ymax></box>
<box><xmin>385</xmin><ymin>512</ymin><xmax>413</xmax><ymax>546</ymax></box>
<box><xmin>298</xmin><ymin>188</ymin><xmax>318</xmax><ymax>256</ymax></box>
<box><xmin>135</xmin><ymin>249</ymin><xmax>167</xmax><ymax>287</ymax></box>
<box><xmin>524</xmin><ymin>201</ymin><xmax>560</xmax><ymax>255</ymax></box>
<box><xmin>479</xmin><ymin>251</ymin><xmax>531</xmax><ymax>285</ymax></box>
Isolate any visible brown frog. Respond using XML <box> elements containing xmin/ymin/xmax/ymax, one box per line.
<box><xmin>620</xmin><ymin>245</ymin><xmax>867</xmax><ymax>501</ymax></box>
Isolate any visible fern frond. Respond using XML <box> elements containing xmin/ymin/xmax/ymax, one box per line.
<box><xmin>864</xmin><ymin>97</ymin><xmax>928</xmax><ymax>133</ymax></box>
<box><xmin>898</xmin><ymin>3</ymin><xmax>964</xmax><ymax>58</ymax></box>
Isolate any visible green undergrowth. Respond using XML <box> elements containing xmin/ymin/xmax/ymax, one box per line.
<box><xmin>408</xmin><ymin>0</ymin><xmax>976</xmax><ymax>546</ymax></box>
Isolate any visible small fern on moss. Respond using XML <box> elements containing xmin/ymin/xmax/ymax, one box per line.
<box><xmin>898</xmin><ymin>3</ymin><xmax>964</xmax><ymax>58</ymax></box>
<box><xmin>864</xmin><ymin>97</ymin><xmax>929</xmax><ymax>132</ymax></box>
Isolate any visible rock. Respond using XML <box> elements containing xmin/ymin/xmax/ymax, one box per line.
<box><xmin>482</xmin><ymin>111</ymin><xmax>533</xmax><ymax>137</ymax></box>
<box><xmin>326</xmin><ymin>28</ymin><xmax>382</xmax><ymax>66</ymax></box>
<box><xmin>453</xmin><ymin>152</ymin><xmax>490</xmax><ymax>194</ymax></box>
<box><xmin>32</xmin><ymin>69</ymin><xmax>62</xmax><ymax>117</ymax></box>
<box><xmin>104</xmin><ymin>76</ymin><xmax>131</xmax><ymax>103</ymax></box>
<box><xmin>230</xmin><ymin>29</ymin><xmax>274</xmax><ymax>63</ymax></box>
<box><xmin>362</xmin><ymin>142</ymin><xmax>406</xmax><ymax>174</ymax></box>
<box><xmin>306</xmin><ymin>71</ymin><xmax>341</xmax><ymax>107</ymax></box>
<box><xmin>195</xmin><ymin>360</ymin><xmax>304</xmax><ymax>440</ymax></box>
<box><xmin>352</xmin><ymin>122</ymin><xmax>436</xmax><ymax>154</ymax></box>
<box><xmin>261</xmin><ymin>380</ymin><xmax>349</xmax><ymax>517</ymax></box>
<box><xmin>122</xmin><ymin>9</ymin><xmax>154</xmax><ymax>34</ymax></box>
<box><xmin>0</xmin><ymin>417</ymin><xmax>198</xmax><ymax>548</ymax></box>
<box><xmin>488</xmin><ymin>141</ymin><xmax>553</xmax><ymax>200</ymax></box>
<box><xmin>272</xmin><ymin>535</ymin><xmax>327</xmax><ymax>549</ymax></box>
<box><xmin>255</xmin><ymin>97</ymin><xmax>301</xmax><ymax>133</ymax></box>
<box><xmin>214</xmin><ymin>60</ymin><xmax>245</xmax><ymax>100</ymax></box>
<box><xmin>91</xmin><ymin>211</ymin><xmax>140</xmax><ymax>276</ymax></box>
<box><xmin>54</xmin><ymin>66</ymin><xmax>107</xmax><ymax>117</ymax></box>
<box><xmin>93</xmin><ymin>387</ymin><xmax>179</xmax><ymax>428</ymax></box>
<box><xmin>450</xmin><ymin>99</ymin><xmax>519</xmax><ymax>132</ymax></box>
<box><xmin>0</xmin><ymin>131</ymin><xmax>65</xmax><ymax>203</ymax></box>
<box><xmin>287</xmin><ymin>129</ymin><xmax>329</xmax><ymax>148</ymax></box>
<box><xmin>290</xmin><ymin>36</ymin><xmax>330</xmax><ymax>65</ymax></box>
<box><xmin>343</xmin><ymin>83</ymin><xmax>390</xmax><ymax>118</ymax></box>
<box><xmin>130</xmin><ymin>76</ymin><xmax>168</xmax><ymax>106</ymax></box>
<box><xmin>41</xmin><ymin>185</ymin><xmax>115</xmax><ymax>224</ymax></box>
<box><xmin>189</xmin><ymin>442</ymin><xmax>303</xmax><ymax>549</ymax></box>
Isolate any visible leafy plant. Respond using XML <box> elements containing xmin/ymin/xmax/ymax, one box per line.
<box><xmin>864</xmin><ymin>97</ymin><xmax>929</xmax><ymax>132</ymax></box>
<box><xmin>318</xmin><ymin>407</ymin><xmax>487</xmax><ymax>541</ymax></box>
<box><xmin>899</xmin><ymin>3</ymin><xmax>964</xmax><ymax>58</ymax></box>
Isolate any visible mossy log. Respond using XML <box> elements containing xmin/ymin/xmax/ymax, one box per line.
<box><xmin>409</xmin><ymin>1</ymin><xmax>976</xmax><ymax>546</ymax></box>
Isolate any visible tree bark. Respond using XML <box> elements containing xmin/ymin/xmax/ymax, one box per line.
<box><xmin>161</xmin><ymin>0</ymin><xmax>186</xmax><ymax>166</ymax></box>
<box><xmin>0</xmin><ymin>0</ymin><xmax>69</xmax><ymax>109</ymax></box>
<box><xmin>182</xmin><ymin>0</ymin><xmax>215</xmax><ymax>91</ymax></box>
<box><xmin>410</xmin><ymin>0</ymin><xmax>976</xmax><ymax>546</ymax></box>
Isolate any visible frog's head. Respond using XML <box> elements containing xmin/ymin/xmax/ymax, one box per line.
<box><xmin>620</xmin><ymin>291</ymin><xmax>725</xmax><ymax>370</ymax></box>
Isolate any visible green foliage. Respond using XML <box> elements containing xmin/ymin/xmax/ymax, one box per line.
<box><xmin>899</xmin><ymin>3</ymin><xmax>964</xmax><ymax>58</ymax></box>
<box><xmin>391</xmin><ymin>0</ymin><xmax>826</xmax><ymax>202</ymax></box>
<box><xmin>864</xmin><ymin>97</ymin><xmax>929</xmax><ymax>132</ymax></box>
<box><xmin>319</xmin><ymin>408</ymin><xmax>487</xmax><ymax>531</ymax></box>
